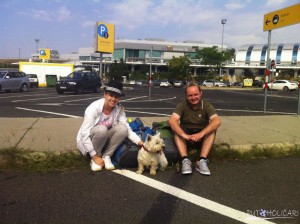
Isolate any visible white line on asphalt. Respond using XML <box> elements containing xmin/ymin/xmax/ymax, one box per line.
<box><xmin>12</xmin><ymin>95</ymin><xmax>71</xmax><ymax>102</ymax></box>
<box><xmin>64</xmin><ymin>97</ymin><xmax>100</xmax><ymax>102</ymax></box>
<box><xmin>216</xmin><ymin>108</ymin><xmax>297</xmax><ymax>115</ymax></box>
<box><xmin>16</xmin><ymin>107</ymin><xmax>82</xmax><ymax>118</ymax></box>
<box><xmin>122</xmin><ymin>97</ymin><xmax>177</xmax><ymax>103</ymax></box>
<box><xmin>121</xmin><ymin>96</ymin><xmax>148</xmax><ymax>101</ymax></box>
<box><xmin>124</xmin><ymin>110</ymin><xmax>170</xmax><ymax>116</ymax></box>
<box><xmin>113</xmin><ymin>169</ymin><xmax>275</xmax><ymax>224</ymax></box>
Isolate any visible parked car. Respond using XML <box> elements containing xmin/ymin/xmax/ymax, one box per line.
<box><xmin>135</xmin><ymin>80</ymin><xmax>145</xmax><ymax>85</ymax></box>
<box><xmin>264</xmin><ymin>80</ymin><xmax>298</xmax><ymax>91</ymax></box>
<box><xmin>26</xmin><ymin>74</ymin><xmax>39</xmax><ymax>87</ymax></box>
<box><xmin>0</xmin><ymin>70</ymin><xmax>30</xmax><ymax>92</ymax></box>
<box><xmin>173</xmin><ymin>80</ymin><xmax>183</xmax><ymax>87</ymax></box>
<box><xmin>203</xmin><ymin>79</ymin><xmax>227</xmax><ymax>87</ymax></box>
<box><xmin>55</xmin><ymin>71</ymin><xmax>101</xmax><ymax>94</ymax></box>
<box><xmin>129</xmin><ymin>80</ymin><xmax>136</xmax><ymax>85</ymax></box>
<box><xmin>152</xmin><ymin>80</ymin><xmax>161</xmax><ymax>86</ymax></box>
<box><xmin>222</xmin><ymin>81</ymin><xmax>232</xmax><ymax>87</ymax></box>
<box><xmin>160</xmin><ymin>79</ymin><xmax>172</xmax><ymax>87</ymax></box>
<box><xmin>232</xmin><ymin>82</ymin><xmax>243</xmax><ymax>87</ymax></box>
<box><xmin>252</xmin><ymin>80</ymin><xmax>263</xmax><ymax>88</ymax></box>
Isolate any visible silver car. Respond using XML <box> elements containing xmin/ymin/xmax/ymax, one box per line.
<box><xmin>0</xmin><ymin>70</ymin><xmax>30</xmax><ymax>92</ymax></box>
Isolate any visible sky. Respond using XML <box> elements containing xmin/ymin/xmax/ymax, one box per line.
<box><xmin>0</xmin><ymin>0</ymin><xmax>299</xmax><ymax>58</ymax></box>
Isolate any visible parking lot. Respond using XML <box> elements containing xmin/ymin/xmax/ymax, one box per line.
<box><xmin>0</xmin><ymin>85</ymin><xmax>299</xmax><ymax>118</ymax></box>
<box><xmin>1</xmin><ymin>85</ymin><xmax>299</xmax><ymax>223</ymax></box>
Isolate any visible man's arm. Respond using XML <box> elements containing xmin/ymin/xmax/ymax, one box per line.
<box><xmin>201</xmin><ymin>114</ymin><xmax>221</xmax><ymax>135</ymax></box>
<box><xmin>189</xmin><ymin>114</ymin><xmax>221</xmax><ymax>142</ymax></box>
<box><xmin>169</xmin><ymin>113</ymin><xmax>190</xmax><ymax>140</ymax></box>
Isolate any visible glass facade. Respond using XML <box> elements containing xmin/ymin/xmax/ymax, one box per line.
<box><xmin>276</xmin><ymin>44</ymin><xmax>283</xmax><ymax>64</ymax></box>
<box><xmin>260</xmin><ymin>45</ymin><xmax>268</xmax><ymax>65</ymax></box>
<box><xmin>292</xmin><ymin>43</ymin><xmax>299</xmax><ymax>63</ymax></box>
<box><xmin>245</xmin><ymin>45</ymin><xmax>254</xmax><ymax>64</ymax></box>
<box><xmin>113</xmin><ymin>49</ymin><xmax>124</xmax><ymax>60</ymax></box>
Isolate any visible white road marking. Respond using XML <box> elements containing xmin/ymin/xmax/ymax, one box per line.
<box><xmin>64</xmin><ymin>97</ymin><xmax>100</xmax><ymax>102</ymax></box>
<box><xmin>122</xmin><ymin>96</ymin><xmax>177</xmax><ymax>103</ymax></box>
<box><xmin>12</xmin><ymin>95</ymin><xmax>71</xmax><ymax>102</ymax></box>
<box><xmin>16</xmin><ymin>107</ymin><xmax>82</xmax><ymax>118</ymax></box>
<box><xmin>216</xmin><ymin>108</ymin><xmax>296</xmax><ymax>115</ymax></box>
<box><xmin>124</xmin><ymin>110</ymin><xmax>170</xmax><ymax>116</ymax></box>
<box><xmin>121</xmin><ymin>96</ymin><xmax>148</xmax><ymax>101</ymax></box>
<box><xmin>113</xmin><ymin>169</ymin><xmax>274</xmax><ymax>224</ymax></box>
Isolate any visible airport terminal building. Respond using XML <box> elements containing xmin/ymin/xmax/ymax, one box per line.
<box><xmin>37</xmin><ymin>39</ymin><xmax>300</xmax><ymax>78</ymax></box>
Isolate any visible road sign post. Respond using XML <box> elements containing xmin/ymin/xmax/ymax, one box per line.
<box><xmin>263</xmin><ymin>3</ymin><xmax>300</xmax><ymax>113</ymax></box>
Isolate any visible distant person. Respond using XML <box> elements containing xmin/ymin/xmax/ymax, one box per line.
<box><xmin>77</xmin><ymin>80</ymin><xmax>144</xmax><ymax>171</ymax></box>
<box><xmin>169</xmin><ymin>82</ymin><xmax>221</xmax><ymax>175</ymax></box>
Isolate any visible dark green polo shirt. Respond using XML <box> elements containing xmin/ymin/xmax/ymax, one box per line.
<box><xmin>173</xmin><ymin>100</ymin><xmax>217</xmax><ymax>129</ymax></box>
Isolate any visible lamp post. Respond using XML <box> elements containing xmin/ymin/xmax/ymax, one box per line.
<box><xmin>219</xmin><ymin>19</ymin><xmax>227</xmax><ymax>77</ymax></box>
<box><xmin>35</xmin><ymin>39</ymin><xmax>39</xmax><ymax>53</ymax></box>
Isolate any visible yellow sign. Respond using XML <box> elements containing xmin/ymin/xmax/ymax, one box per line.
<box><xmin>94</xmin><ymin>22</ymin><xmax>115</xmax><ymax>53</ymax></box>
<box><xmin>263</xmin><ymin>3</ymin><xmax>300</xmax><ymax>31</ymax></box>
<box><xmin>39</xmin><ymin>48</ymin><xmax>50</xmax><ymax>60</ymax></box>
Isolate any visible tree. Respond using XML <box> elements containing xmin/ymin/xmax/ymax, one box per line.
<box><xmin>223</xmin><ymin>48</ymin><xmax>235</xmax><ymax>62</ymax></box>
<box><xmin>167</xmin><ymin>56</ymin><xmax>191</xmax><ymax>80</ymax></box>
<box><xmin>107</xmin><ymin>58</ymin><xmax>130</xmax><ymax>81</ymax></box>
<box><xmin>196</xmin><ymin>46</ymin><xmax>223</xmax><ymax>71</ymax></box>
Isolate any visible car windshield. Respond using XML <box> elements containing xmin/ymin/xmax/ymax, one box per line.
<box><xmin>67</xmin><ymin>72</ymin><xmax>82</xmax><ymax>79</ymax></box>
<box><xmin>0</xmin><ymin>72</ymin><xmax>6</xmax><ymax>78</ymax></box>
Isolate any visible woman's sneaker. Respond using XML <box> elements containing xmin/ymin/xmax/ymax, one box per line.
<box><xmin>90</xmin><ymin>159</ymin><xmax>102</xmax><ymax>171</ymax></box>
<box><xmin>196</xmin><ymin>159</ymin><xmax>211</xmax><ymax>176</ymax></box>
<box><xmin>103</xmin><ymin>156</ymin><xmax>115</xmax><ymax>170</ymax></box>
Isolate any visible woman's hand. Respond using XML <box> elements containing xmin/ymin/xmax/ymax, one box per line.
<box><xmin>138</xmin><ymin>141</ymin><xmax>144</xmax><ymax>147</ymax></box>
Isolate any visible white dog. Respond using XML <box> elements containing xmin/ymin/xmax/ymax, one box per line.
<box><xmin>136</xmin><ymin>133</ymin><xmax>168</xmax><ymax>175</ymax></box>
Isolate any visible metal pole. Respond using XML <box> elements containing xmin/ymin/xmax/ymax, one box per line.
<box><xmin>298</xmin><ymin>83</ymin><xmax>300</xmax><ymax>115</ymax></box>
<box><xmin>99</xmin><ymin>53</ymin><xmax>103</xmax><ymax>84</ymax></box>
<box><xmin>264</xmin><ymin>30</ymin><xmax>272</xmax><ymax>113</ymax></box>
<box><xmin>149</xmin><ymin>46</ymin><xmax>152</xmax><ymax>100</ymax></box>
<box><xmin>219</xmin><ymin>19</ymin><xmax>226</xmax><ymax>78</ymax></box>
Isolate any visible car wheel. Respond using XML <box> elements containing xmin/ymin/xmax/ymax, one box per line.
<box><xmin>20</xmin><ymin>84</ymin><xmax>28</xmax><ymax>92</ymax></box>
<box><xmin>283</xmin><ymin>86</ymin><xmax>289</xmax><ymax>91</ymax></box>
<box><xmin>56</xmin><ymin>89</ymin><xmax>65</xmax><ymax>94</ymax></box>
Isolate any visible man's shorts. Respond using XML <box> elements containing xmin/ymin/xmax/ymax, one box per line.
<box><xmin>181</xmin><ymin>126</ymin><xmax>203</xmax><ymax>148</ymax></box>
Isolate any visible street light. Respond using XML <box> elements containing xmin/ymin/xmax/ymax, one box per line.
<box><xmin>35</xmin><ymin>39</ymin><xmax>39</xmax><ymax>53</ymax></box>
<box><xmin>219</xmin><ymin>19</ymin><xmax>227</xmax><ymax>77</ymax></box>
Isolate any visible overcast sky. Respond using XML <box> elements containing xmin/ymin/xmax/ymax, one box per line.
<box><xmin>1</xmin><ymin>0</ymin><xmax>299</xmax><ymax>58</ymax></box>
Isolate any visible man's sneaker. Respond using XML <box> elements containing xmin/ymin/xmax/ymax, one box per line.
<box><xmin>103</xmin><ymin>156</ymin><xmax>115</xmax><ymax>170</ymax></box>
<box><xmin>196</xmin><ymin>159</ymin><xmax>211</xmax><ymax>176</ymax></box>
<box><xmin>90</xmin><ymin>159</ymin><xmax>102</xmax><ymax>171</ymax></box>
<box><xmin>181</xmin><ymin>158</ymin><xmax>192</xmax><ymax>175</ymax></box>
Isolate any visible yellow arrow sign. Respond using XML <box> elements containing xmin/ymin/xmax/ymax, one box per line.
<box><xmin>263</xmin><ymin>3</ymin><xmax>300</xmax><ymax>31</ymax></box>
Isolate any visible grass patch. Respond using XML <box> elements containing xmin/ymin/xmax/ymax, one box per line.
<box><xmin>0</xmin><ymin>147</ymin><xmax>89</xmax><ymax>172</ymax></box>
<box><xmin>1</xmin><ymin>143</ymin><xmax>300</xmax><ymax>172</ymax></box>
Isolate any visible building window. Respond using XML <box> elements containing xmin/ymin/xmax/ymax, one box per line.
<box><xmin>292</xmin><ymin>43</ymin><xmax>299</xmax><ymax>63</ymax></box>
<box><xmin>245</xmin><ymin>45</ymin><xmax>254</xmax><ymax>64</ymax></box>
<box><xmin>260</xmin><ymin>45</ymin><xmax>268</xmax><ymax>65</ymax></box>
<box><xmin>276</xmin><ymin>44</ymin><xmax>283</xmax><ymax>64</ymax></box>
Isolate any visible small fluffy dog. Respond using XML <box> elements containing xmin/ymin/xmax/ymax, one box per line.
<box><xmin>136</xmin><ymin>133</ymin><xmax>168</xmax><ymax>175</ymax></box>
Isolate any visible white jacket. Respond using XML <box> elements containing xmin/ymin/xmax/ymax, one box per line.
<box><xmin>76</xmin><ymin>98</ymin><xmax>141</xmax><ymax>156</ymax></box>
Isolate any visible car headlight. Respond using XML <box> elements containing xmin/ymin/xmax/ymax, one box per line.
<box><xmin>68</xmin><ymin>82</ymin><xmax>77</xmax><ymax>85</ymax></box>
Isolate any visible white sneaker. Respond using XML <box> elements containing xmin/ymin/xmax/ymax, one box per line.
<box><xmin>90</xmin><ymin>159</ymin><xmax>102</xmax><ymax>171</ymax></box>
<box><xmin>103</xmin><ymin>156</ymin><xmax>115</xmax><ymax>170</ymax></box>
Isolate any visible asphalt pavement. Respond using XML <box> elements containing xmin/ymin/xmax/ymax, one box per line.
<box><xmin>1</xmin><ymin>115</ymin><xmax>300</xmax><ymax>152</ymax></box>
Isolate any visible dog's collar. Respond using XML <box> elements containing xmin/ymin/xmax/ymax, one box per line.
<box><xmin>142</xmin><ymin>145</ymin><xmax>162</xmax><ymax>155</ymax></box>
